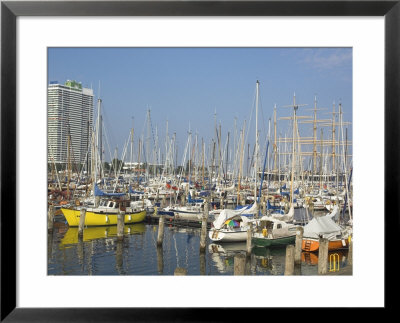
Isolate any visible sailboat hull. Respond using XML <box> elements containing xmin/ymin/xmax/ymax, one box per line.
<box><xmin>61</xmin><ymin>208</ymin><xmax>147</xmax><ymax>226</ymax></box>
<box><xmin>302</xmin><ymin>237</ymin><xmax>350</xmax><ymax>252</ymax></box>
<box><xmin>208</xmin><ymin>229</ymin><xmax>248</xmax><ymax>242</ymax></box>
<box><xmin>252</xmin><ymin>235</ymin><xmax>296</xmax><ymax>247</ymax></box>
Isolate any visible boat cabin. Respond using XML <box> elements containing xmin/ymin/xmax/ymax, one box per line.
<box><xmin>98</xmin><ymin>198</ymin><xmax>130</xmax><ymax>211</ymax></box>
<box><xmin>258</xmin><ymin>219</ymin><xmax>283</xmax><ymax>233</ymax></box>
<box><xmin>256</xmin><ymin>218</ymin><xmax>298</xmax><ymax>238</ymax></box>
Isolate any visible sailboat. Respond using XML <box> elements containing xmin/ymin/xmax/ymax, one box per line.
<box><xmin>265</xmin><ymin>94</ymin><xmax>304</xmax><ymax>223</ymax></box>
<box><xmin>251</xmin><ymin>216</ymin><xmax>299</xmax><ymax>247</ymax></box>
<box><xmin>301</xmin><ymin>205</ymin><xmax>351</xmax><ymax>252</ymax></box>
<box><xmin>208</xmin><ymin>203</ymin><xmax>258</xmax><ymax>242</ymax></box>
<box><xmin>209</xmin><ymin>81</ymin><xmax>262</xmax><ymax>242</ymax></box>
<box><xmin>61</xmin><ymin>98</ymin><xmax>146</xmax><ymax>226</ymax></box>
<box><xmin>61</xmin><ymin>185</ymin><xmax>147</xmax><ymax>227</ymax></box>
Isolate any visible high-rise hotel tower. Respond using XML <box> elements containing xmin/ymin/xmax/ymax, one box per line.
<box><xmin>48</xmin><ymin>80</ymin><xmax>94</xmax><ymax>167</ymax></box>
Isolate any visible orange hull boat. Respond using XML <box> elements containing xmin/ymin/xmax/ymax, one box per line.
<box><xmin>302</xmin><ymin>237</ymin><xmax>349</xmax><ymax>252</ymax></box>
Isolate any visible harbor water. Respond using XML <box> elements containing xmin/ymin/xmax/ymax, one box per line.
<box><xmin>48</xmin><ymin>209</ymin><xmax>351</xmax><ymax>276</ymax></box>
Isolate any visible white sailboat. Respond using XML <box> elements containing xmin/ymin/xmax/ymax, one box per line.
<box><xmin>208</xmin><ymin>80</ymin><xmax>262</xmax><ymax>242</ymax></box>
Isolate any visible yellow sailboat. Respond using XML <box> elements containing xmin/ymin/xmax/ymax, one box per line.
<box><xmin>61</xmin><ymin>197</ymin><xmax>146</xmax><ymax>227</ymax></box>
<box><xmin>61</xmin><ymin>207</ymin><xmax>146</xmax><ymax>227</ymax></box>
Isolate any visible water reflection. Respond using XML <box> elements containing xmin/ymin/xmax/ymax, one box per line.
<box><xmin>115</xmin><ymin>240</ymin><xmax>124</xmax><ymax>273</ymax></box>
<box><xmin>208</xmin><ymin>242</ymin><xmax>247</xmax><ymax>274</ymax></box>
<box><xmin>60</xmin><ymin>223</ymin><xmax>146</xmax><ymax>245</ymax></box>
<box><xmin>251</xmin><ymin>246</ymin><xmax>287</xmax><ymax>275</ymax></box>
<box><xmin>48</xmin><ymin>220</ymin><xmax>350</xmax><ymax>276</ymax></box>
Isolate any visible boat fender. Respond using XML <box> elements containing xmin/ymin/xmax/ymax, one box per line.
<box><xmin>105</xmin><ymin>215</ymin><xmax>109</xmax><ymax>223</ymax></box>
<box><xmin>128</xmin><ymin>215</ymin><xmax>131</xmax><ymax>221</ymax></box>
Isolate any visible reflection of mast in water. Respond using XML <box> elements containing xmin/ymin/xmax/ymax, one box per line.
<box><xmin>208</xmin><ymin>243</ymin><xmax>247</xmax><ymax>274</ymax></box>
<box><xmin>253</xmin><ymin>247</ymin><xmax>286</xmax><ymax>275</ymax></box>
<box><xmin>200</xmin><ymin>251</ymin><xmax>206</xmax><ymax>275</ymax></box>
<box><xmin>173</xmin><ymin>230</ymin><xmax>180</xmax><ymax>269</ymax></box>
<box><xmin>77</xmin><ymin>236</ymin><xmax>84</xmax><ymax>268</ymax></box>
<box><xmin>115</xmin><ymin>240</ymin><xmax>123</xmax><ymax>274</ymax></box>
<box><xmin>47</xmin><ymin>231</ymin><xmax>53</xmax><ymax>261</ymax></box>
<box><xmin>87</xmin><ymin>240</ymin><xmax>95</xmax><ymax>275</ymax></box>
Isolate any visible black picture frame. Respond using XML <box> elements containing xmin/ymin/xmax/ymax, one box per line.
<box><xmin>1</xmin><ymin>1</ymin><xmax>397</xmax><ymax>321</ymax></box>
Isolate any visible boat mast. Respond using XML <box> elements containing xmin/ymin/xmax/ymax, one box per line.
<box><xmin>225</xmin><ymin>131</ymin><xmax>230</xmax><ymax>186</ymax></box>
<box><xmin>273</xmin><ymin>104</ymin><xmax>278</xmax><ymax>176</ymax></box>
<box><xmin>313</xmin><ymin>96</ymin><xmax>318</xmax><ymax>187</ymax></box>
<box><xmin>218</xmin><ymin>123</ymin><xmax>222</xmax><ymax>186</ymax></box>
<box><xmin>339</xmin><ymin>103</ymin><xmax>352</xmax><ymax>222</ymax></box>
<box><xmin>95</xmin><ymin>98</ymin><xmax>101</xmax><ymax>187</ymax></box>
<box><xmin>202</xmin><ymin>138</ymin><xmax>205</xmax><ymax>189</ymax></box>
<box><xmin>237</xmin><ymin>121</ymin><xmax>245</xmax><ymax>206</ymax></box>
<box><xmin>254</xmin><ymin>80</ymin><xmax>259</xmax><ymax>202</ymax></box>
<box><xmin>290</xmin><ymin>94</ymin><xmax>297</xmax><ymax>208</ymax></box>
<box><xmin>281</xmin><ymin>93</ymin><xmax>307</xmax><ymax>208</ymax></box>
<box><xmin>129</xmin><ymin>117</ymin><xmax>134</xmax><ymax>192</ymax></box>
<box><xmin>332</xmin><ymin>102</ymin><xmax>336</xmax><ymax>179</ymax></box>
<box><xmin>319</xmin><ymin>128</ymin><xmax>323</xmax><ymax>191</ymax></box>
<box><xmin>66</xmin><ymin>129</ymin><xmax>71</xmax><ymax>200</ymax></box>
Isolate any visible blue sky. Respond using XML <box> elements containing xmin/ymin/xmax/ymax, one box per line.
<box><xmin>48</xmin><ymin>47</ymin><xmax>352</xmax><ymax>165</ymax></box>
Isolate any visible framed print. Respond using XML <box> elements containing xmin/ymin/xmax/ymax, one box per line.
<box><xmin>1</xmin><ymin>0</ymin><xmax>398</xmax><ymax>321</ymax></box>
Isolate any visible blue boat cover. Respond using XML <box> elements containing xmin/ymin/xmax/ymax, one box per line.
<box><xmin>187</xmin><ymin>193</ymin><xmax>204</xmax><ymax>203</ymax></box>
<box><xmin>129</xmin><ymin>186</ymin><xmax>144</xmax><ymax>194</ymax></box>
<box><xmin>267</xmin><ymin>199</ymin><xmax>281</xmax><ymax>210</ymax></box>
<box><xmin>94</xmin><ymin>184</ymin><xmax>125</xmax><ymax>197</ymax></box>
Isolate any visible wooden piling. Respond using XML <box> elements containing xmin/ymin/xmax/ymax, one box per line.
<box><xmin>234</xmin><ymin>254</ymin><xmax>246</xmax><ymax>275</ymax></box>
<box><xmin>347</xmin><ymin>236</ymin><xmax>353</xmax><ymax>266</ymax></box>
<box><xmin>117</xmin><ymin>211</ymin><xmax>125</xmax><ymax>241</ymax></box>
<box><xmin>78</xmin><ymin>208</ymin><xmax>86</xmax><ymax>237</ymax></box>
<box><xmin>95</xmin><ymin>196</ymin><xmax>100</xmax><ymax>208</ymax></box>
<box><xmin>318</xmin><ymin>238</ymin><xmax>329</xmax><ymax>275</ymax></box>
<box><xmin>246</xmin><ymin>223</ymin><xmax>252</xmax><ymax>256</ymax></box>
<box><xmin>47</xmin><ymin>204</ymin><xmax>55</xmax><ymax>232</ymax></box>
<box><xmin>174</xmin><ymin>267</ymin><xmax>187</xmax><ymax>275</ymax></box>
<box><xmin>77</xmin><ymin>235</ymin><xmax>84</xmax><ymax>264</ymax></box>
<box><xmin>157</xmin><ymin>215</ymin><xmax>165</xmax><ymax>247</ymax></box>
<box><xmin>294</xmin><ymin>226</ymin><xmax>304</xmax><ymax>265</ymax></box>
<box><xmin>200</xmin><ymin>251</ymin><xmax>206</xmax><ymax>275</ymax></box>
<box><xmin>156</xmin><ymin>246</ymin><xmax>164</xmax><ymax>274</ymax></box>
<box><xmin>116</xmin><ymin>240</ymin><xmax>123</xmax><ymax>270</ymax></box>
<box><xmin>284</xmin><ymin>245</ymin><xmax>295</xmax><ymax>275</ymax></box>
<box><xmin>199</xmin><ymin>202</ymin><xmax>208</xmax><ymax>252</ymax></box>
